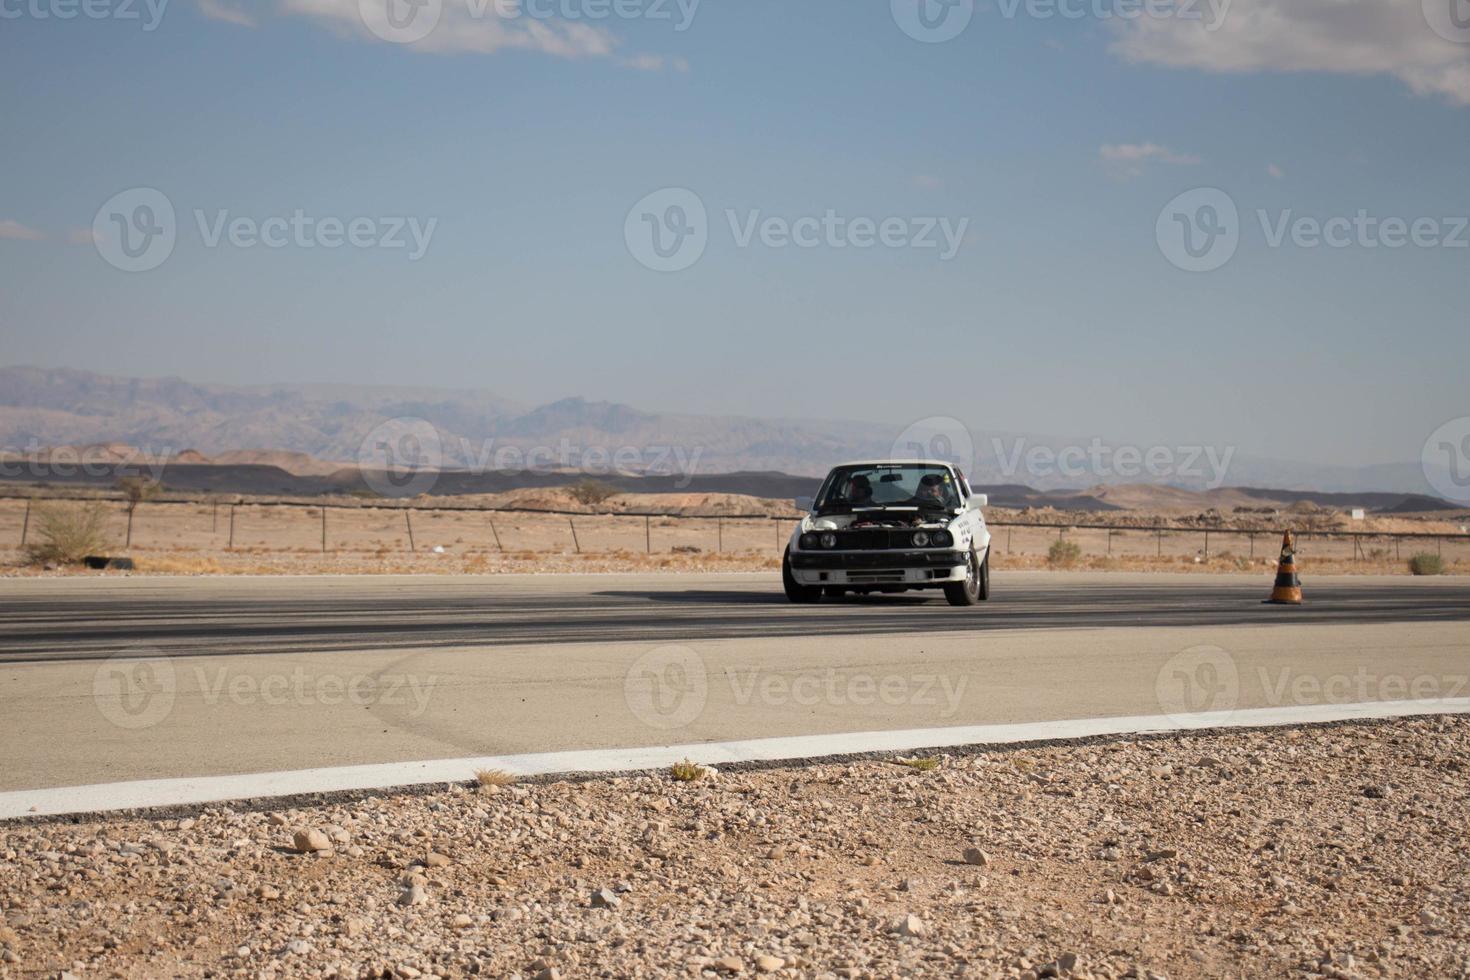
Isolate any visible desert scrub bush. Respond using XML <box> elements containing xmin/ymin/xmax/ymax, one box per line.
<box><xmin>1047</xmin><ymin>538</ymin><xmax>1082</xmax><ymax>567</ymax></box>
<box><xmin>568</xmin><ymin>479</ymin><xmax>617</xmax><ymax>507</ymax></box>
<box><xmin>25</xmin><ymin>500</ymin><xmax>115</xmax><ymax>565</ymax></box>
<box><xmin>670</xmin><ymin>759</ymin><xmax>705</xmax><ymax>782</ymax></box>
<box><xmin>1408</xmin><ymin>553</ymin><xmax>1444</xmax><ymax>576</ymax></box>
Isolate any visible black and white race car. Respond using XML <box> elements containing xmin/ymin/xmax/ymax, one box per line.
<box><xmin>782</xmin><ymin>460</ymin><xmax>992</xmax><ymax>606</ymax></box>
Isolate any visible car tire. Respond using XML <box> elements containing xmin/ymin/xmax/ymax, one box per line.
<box><xmin>783</xmin><ymin>548</ymin><xmax>822</xmax><ymax>603</ymax></box>
<box><xmin>945</xmin><ymin>548</ymin><xmax>988</xmax><ymax>606</ymax></box>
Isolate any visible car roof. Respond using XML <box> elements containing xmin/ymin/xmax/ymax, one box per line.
<box><xmin>830</xmin><ymin>460</ymin><xmax>959</xmax><ymax>469</ymax></box>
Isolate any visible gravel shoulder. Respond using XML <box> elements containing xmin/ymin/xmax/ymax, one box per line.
<box><xmin>3</xmin><ymin>717</ymin><xmax>1467</xmax><ymax>979</ymax></box>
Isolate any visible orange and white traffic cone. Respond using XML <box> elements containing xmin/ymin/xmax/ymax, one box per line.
<box><xmin>1264</xmin><ymin>529</ymin><xmax>1303</xmax><ymax>605</ymax></box>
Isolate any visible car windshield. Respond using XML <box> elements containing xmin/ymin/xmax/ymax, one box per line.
<box><xmin>816</xmin><ymin>465</ymin><xmax>961</xmax><ymax>513</ymax></box>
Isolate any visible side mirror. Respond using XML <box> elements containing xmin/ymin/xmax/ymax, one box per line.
<box><xmin>971</xmin><ymin>494</ymin><xmax>988</xmax><ymax>509</ymax></box>
<box><xmin>793</xmin><ymin>495</ymin><xmax>815</xmax><ymax>512</ymax></box>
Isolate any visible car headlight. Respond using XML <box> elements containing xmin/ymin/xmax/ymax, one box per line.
<box><xmin>820</xmin><ymin>532</ymin><xmax>838</xmax><ymax>549</ymax></box>
<box><xmin>912</xmin><ymin>531</ymin><xmax>931</xmax><ymax>547</ymax></box>
<box><xmin>799</xmin><ymin>532</ymin><xmax>818</xmax><ymax>550</ymax></box>
<box><xmin>931</xmin><ymin>529</ymin><xmax>953</xmax><ymax>548</ymax></box>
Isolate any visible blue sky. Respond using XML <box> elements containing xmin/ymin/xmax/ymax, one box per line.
<box><xmin>2</xmin><ymin>0</ymin><xmax>1468</xmax><ymax>468</ymax></box>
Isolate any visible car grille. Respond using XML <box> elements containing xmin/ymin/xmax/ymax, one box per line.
<box><xmin>835</xmin><ymin>529</ymin><xmax>909</xmax><ymax>550</ymax></box>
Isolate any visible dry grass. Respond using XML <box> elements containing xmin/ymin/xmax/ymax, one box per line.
<box><xmin>895</xmin><ymin>756</ymin><xmax>941</xmax><ymax>772</ymax></box>
<box><xmin>473</xmin><ymin>769</ymin><xmax>517</xmax><ymax>791</ymax></box>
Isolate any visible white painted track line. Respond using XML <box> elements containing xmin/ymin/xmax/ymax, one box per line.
<box><xmin>5</xmin><ymin>698</ymin><xmax>1469</xmax><ymax>820</ymax></box>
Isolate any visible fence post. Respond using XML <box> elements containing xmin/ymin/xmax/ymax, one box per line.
<box><xmin>19</xmin><ymin>499</ymin><xmax>30</xmax><ymax>547</ymax></box>
<box><xmin>647</xmin><ymin>515</ymin><xmax>653</xmax><ymax>554</ymax></box>
<box><xmin>488</xmin><ymin>515</ymin><xmax>503</xmax><ymax>552</ymax></box>
<box><xmin>717</xmin><ymin>517</ymin><xmax>723</xmax><ymax>553</ymax></box>
<box><xmin>321</xmin><ymin>507</ymin><xmax>327</xmax><ymax>553</ymax></box>
<box><xmin>1203</xmin><ymin>530</ymin><xmax>1209</xmax><ymax>561</ymax></box>
<box><xmin>569</xmin><ymin>516</ymin><xmax>580</xmax><ymax>554</ymax></box>
<box><xmin>1007</xmin><ymin>527</ymin><xmax>1012</xmax><ymax>554</ymax></box>
<box><xmin>212</xmin><ymin>499</ymin><xmax>218</xmax><ymax>533</ymax></box>
<box><xmin>126</xmin><ymin>506</ymin><xmax>134</xmax><ymax>548</ymax></box>
<box><xmin>1157</xmin><ymin>528</ymin><xmax>1162</xmax><ymax>557</ymax></box>
<box><xmin>228</xmin><ymin>504</ymin><xmax>235</xmax><ymax>550</ymax></box>
<box><xmin>1249</xmin><ymin>533</ymin><xmax>1254</xmax><ymax>559</ymax></box>
<box><xmin>1107</xmin><ymin>529</ymin><xmax>1113</xmax><ymax>556</ymax></box>
<box><xmin>405</xmin><ymin>509</ymin><xmax>415</xmax><ymax>552</ymax></box>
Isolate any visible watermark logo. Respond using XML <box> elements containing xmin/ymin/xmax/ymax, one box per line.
<box><xmin>1423</xmin><ymin>416</ymin><xmax>1470</xmax><ymax>505</ymax></box>
<box><xmin>1423</xmin><ymin>0</ymin><xmax>1470</xmax><ymax>43</ymax></box>
<box><xmin>890</xmin><ymin>416</ymin><xmax>976</xmax><ymax>473</ymax></box>
<box><xmin>991</xmin><ymin>437</ymin><xmax>1234</xmax><ymax>488</ymax></box>
<box><xmin>891</xmin><ymin>0</ymin><xmax>974</xmax><ymax>42</ymax></box>
<box><xmin>1156</xmin><ymin>187</ymin><xmax>1239</xmax><ymax>273</ymax></box>
<box><xmin>625</xmin><ymin>187</ymin><xmax>708</xmax><ymax>273</ymax></box>
<box><xmin>359</xmin><ymin>0</ymin><xmax>444</xmax><ymax>42</ymax></box>
<box><xmin>625</xmin><ymin>644</ymin><xmax>707</xmax><ymax>729</ymax></box>
<box><xmin>94</xmin><ymin>647</ymin><xmax>177</xmax><ymax>730</ymax></box>
<box><xmin>1155</xmin><ymin>644</ymin><xmax>1238</xmax><ymax>724</ymax></box>
<box><xmin>626</xmin><ymin>188</ymin><xmax>969</xmax><ymax>271</ymax></box>
<box><xmin>358</xmin><ymin>416</ymin><xmax>444</xmax><ymax>499</ymax></box>
<box><xmin>93</xmin><ymin>187</ymin><xmax>177</xmax><ymax>273</ymax></box>
<box><xmin>0</xmin><ymin>0</ymin><xmax>169</xmax><ymax>29</ymax></box>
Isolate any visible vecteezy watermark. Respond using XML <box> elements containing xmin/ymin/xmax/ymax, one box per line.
<box><xmin>728</xmin><ymin>667</ymin><xmax>967</xmax><ymax>717</ymax></box>
<box><xmin>358</xmin><ymin>417</ymin><xmax>444</xmax><ymax>499</ymax></box>
<box><xmin>357</xmin><ymin>415</ymin><xmax>707</xmax><ymax>498</ymax></box>
<box><xmin>891</xmin><ymin>416</ymin><xmax>978</xmax><ymax>473</ymax></box>
<box><xmin>1155</xmin><ymin>643</ymin><xmax>1470</xmax><ymax>725</ymax></box>
<box><xmin>624</xmin><ymin>188</ymin><xmax>708</xmax><ymax>273</ymax></box>
<box><xmin>992</xmin><ymin>436</ymin><xmax>1235</xmax><ymax>489</ymax></box>
<box><xmin>624</xmin><ymin>644</ymin><xmax>708</xmax><ymax>729</ymax></box>
<box><xmin>1258</xmin><ymin>667</ymin><xmax>1468</xmax><ymax>707</ymax></box>
<box><xmin>892</xmin><ymin>0</ymin><xmax>1227</xmax><ymax>42</ymax></box>
<box><xmin>93</xmin><ymin>650</ymin><xmax>437</xmax><ymax>730</ymax></box>
<box><xmin>1156</xmin><ymin>187</ymin><xmax>1240</xmax><ymax>273</ymax></box>
<box><xmin>1423</xmin><ymin>417</ymin><xmax>1470</xmax><ymax>506</ymax></box>
<box><xmin>1422</xmin><ymin>0</ymin><xmax>1470</xmax><ymax>44</ymax></box>
<box><xmin>1158</xmin><ymin>187</ymin><xmax>1470</xmax><ymax>272</ymax></box>
<box><xmin>357</xmin><ymin>0</ymin><xmax>699</xmax><ymax>44</ymax></box>
<box><xmin>1155</xmin><ymin>644</ymin><xmax>1239</xmax><ymax>724</ymax></box>
<box><xmin>0</xmin><ymin>440</ymin><xmax>174</xmax><ymax>482</ymax></box>
<box><xmin>0</xmin><ymin>0</ymin><xmax>169</xmax><ymax>30</ymax></box>
<box><xmin>625</xmin><ymin>187</ymin><xmax>969</xmax><ymax>272</ymax></box>
<box><xmin>94</xmin><ymin>647</ymin><xmax>177</xmax><ymax>730</ymax></box>
<box><xmin>891</xmin><ymin>0</ymin><xmax>974</xmax><ymax>42</ymax></box>
<box><xmin>92</xmin><ymin>187</ymin><xmax>437</xmax><ymax>272</ymax></box>
<box><xmin>623</xmin><ymin>644</ymin><xmax>970</xmax><ymax>731</ymax></box>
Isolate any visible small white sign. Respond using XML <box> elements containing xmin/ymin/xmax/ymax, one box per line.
<box><xmin>1350</xmin><ymin>508</ymin><xmax>1366</xmax><ymax>521</ymax></box>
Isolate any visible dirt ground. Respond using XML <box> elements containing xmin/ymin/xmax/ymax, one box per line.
<box><xmin>2</xmin><ymin>715</ymin><xmax>1467</xmax><ymax>979</ymax></box>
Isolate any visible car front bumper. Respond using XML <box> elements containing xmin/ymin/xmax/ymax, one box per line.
<box><xmin>789</xmin><ymin>550</ymin><xmax>968</xmax><ymax>587</ymax></box>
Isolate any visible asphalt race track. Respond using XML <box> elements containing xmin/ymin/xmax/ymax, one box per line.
<box><xmin>2</xmin><ymin>571</ymin><xmax>1468</xmax><ymax>795</ymax></box>
<box><xmin>2</xmin><ymin>572</ymin><xmax>1467</xmax><ymax>663</ymax></box>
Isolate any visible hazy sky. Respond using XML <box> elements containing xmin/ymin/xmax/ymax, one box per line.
<box><xmin>2</xmin><ymin>0</ymin><xmax>1468</xmax><ymax>467</ymax></box>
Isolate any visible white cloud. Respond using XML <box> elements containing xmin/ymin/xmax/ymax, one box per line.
<box><xmin>66</xmin><ymin>228</ymin><xmax>100</xmax><ymax>245</ymax></box>
<box><xmin>279</xmin><ymin>0</ymin><xmax>620</xmax><ymax>59</ymax></box>
<box><xmin>0</xmin><ymin>220</ymin><xmax>44</xmax><ymax>241</ymax></box>
<box><xmin>1099</xmin><ymin>142</ymin><xmax>1202</xmax><ymax>177</ymax></box>
<box><xmin>196</xmin><ymin>0</ymin><xmax>257</xmax><ymax>26</ymax></box>
<box><xmin>1109</xmin><ymin>0</ymin><xmax>1470</xmax><ymax>107</ymax></box>
<box><xmin>1266</xmin><ymin>162</ymin><xmax>1285</xmax><ymax>179</ymax></box>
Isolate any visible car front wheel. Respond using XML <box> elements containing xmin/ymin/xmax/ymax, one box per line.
<box><xmin>944</xmin><ymin>548</ymin><xmax>989</xmax><ymax>606</ymax></box>
<box><xmin>782</xmin><ymin>548</ymin><xmax>822</xmax><ymax>603</ymax></box>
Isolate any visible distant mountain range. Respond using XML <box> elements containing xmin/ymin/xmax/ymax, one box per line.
<box><xmin>0</xmin><ymin>366</ymin><xmax>1452</xmax><ymax>501</ymax></box>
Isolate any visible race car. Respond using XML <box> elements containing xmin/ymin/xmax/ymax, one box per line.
<box><xmin>782</xmin><ymin>460</ymin><xmax>992</xmax><ymax>606</ymax></box>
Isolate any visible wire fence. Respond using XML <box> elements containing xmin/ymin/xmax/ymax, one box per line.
<box><xmin>3</xmin><ymin>495</ymin><xmax>1468</xmax><ymax>563</ymax></box>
